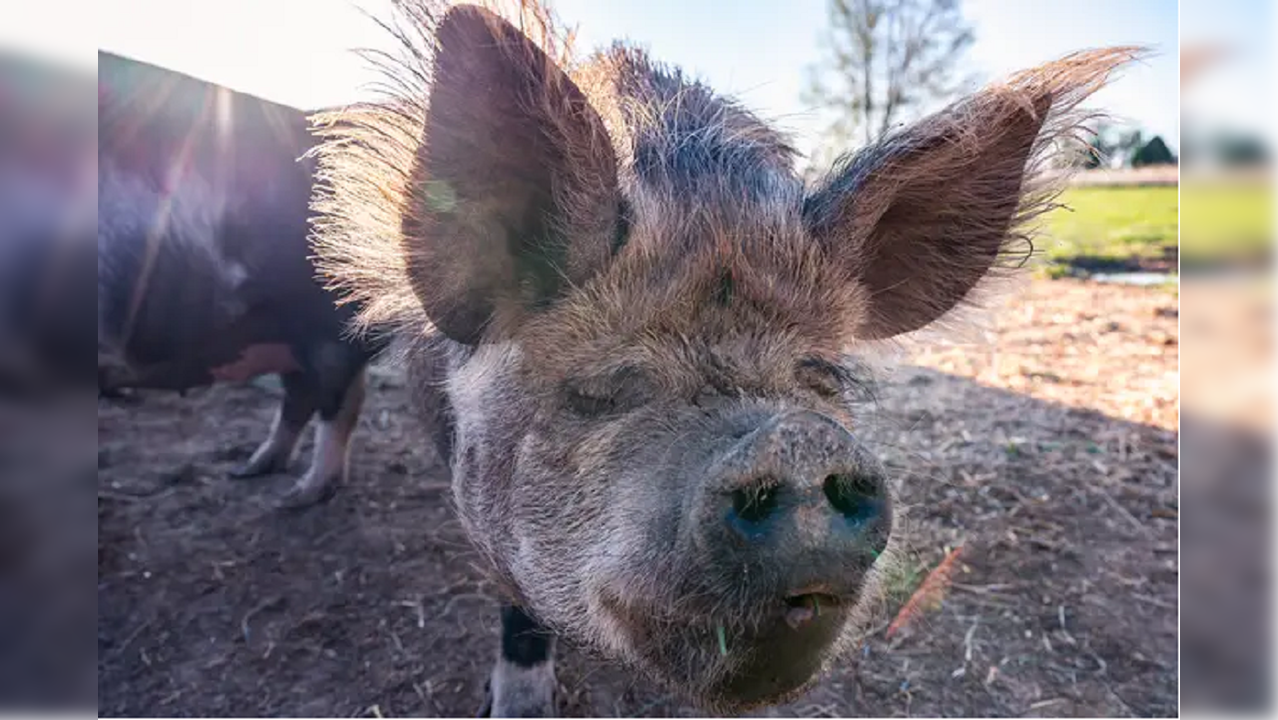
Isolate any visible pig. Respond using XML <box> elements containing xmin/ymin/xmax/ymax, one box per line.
<box><xmin>97</xmin><ymin>51</ymin><xmax>384</xmax><ymax>508</ymax></box>
<box><xmin>308</xmin><ymin>0</ymin><xmax>1140</xmax><ymax>713</ymax></box>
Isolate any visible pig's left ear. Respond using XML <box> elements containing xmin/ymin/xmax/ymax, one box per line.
<box><xmin>402</xmin><ymin>4</ymin><xmax>623</xmax><ymax>345</ymax></box>
<box><xmin>803</xmin><ymin>48</ymin><xmax>1139</xmax><ymax>340</ymax></box>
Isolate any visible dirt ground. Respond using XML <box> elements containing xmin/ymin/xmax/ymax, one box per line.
<box><xmin>97</xmin><ymin>277</ymin><xmax>1179</xmax><ymax>717</ymax></box>
<box><xmin>1178</xmin><ymin>275</ymin><xmax>1271</xmax><ymax>711</ymax></box>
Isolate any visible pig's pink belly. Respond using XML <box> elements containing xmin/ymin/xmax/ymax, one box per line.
<box><xmin>209</xmin><ymin>343</ymin><xmax>302</xmax><ymax>382</ymax></box>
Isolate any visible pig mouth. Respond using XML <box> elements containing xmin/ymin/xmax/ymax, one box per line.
<box><xmin>597</xmin><ymin>588</ymin><xmax>853</xmax><ymax>710</ymax></box>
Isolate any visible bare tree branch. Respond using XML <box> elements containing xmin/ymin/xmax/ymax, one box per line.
<box><xmin>804</xmin><ymin>0</ymin><xmax>975</xmax><ymax>168</ymax></box>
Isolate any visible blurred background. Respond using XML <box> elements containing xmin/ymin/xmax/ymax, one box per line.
<box><xmin>0</xmin><ymin>5</ymin><xmax>98</xmax><ymax>710</ymax></box>
<box><xmin>1179</xmin><ymin>0</ymin><xmax>1274</xmax><ymax>714</ymax></box>
<box><xmin>0</xmin><ymin>0</ymin><xmax>1269</xmax><ymax>715</ymax></box>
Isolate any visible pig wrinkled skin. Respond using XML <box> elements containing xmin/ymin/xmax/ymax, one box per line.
<box><xmin>309</xmin><ymin>0</ymin><xmax>1140</xmax><ymax>713</ymax></box>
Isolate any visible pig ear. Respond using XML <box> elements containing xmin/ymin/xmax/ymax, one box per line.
<box><xmin>403</xmin><ymin>4</ymin><xmax>622</xmax><ymax>345</ymax></box>
<box><xmin>803</xmin><ymin>48</ymin><xmax>1140</xmax><ymax>340</ymax></box>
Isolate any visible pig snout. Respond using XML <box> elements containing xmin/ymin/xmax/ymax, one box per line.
<box><xmin>671</xmin><ymin>410</ymin><xmax>891</xmax><ymax>707</ymax></box>
<box><xmin>697</xmin><ymin>410</ymin><xmax>890</xmax><ymax>592</ymax></box>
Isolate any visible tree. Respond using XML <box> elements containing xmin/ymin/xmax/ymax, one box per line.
<box><xmin>1212</xmin><ymin>132</ymin><xmax>1270</xmax><ymax>168</ymax></box>
<box><xmin>1082</xmin><ymin>122</ymin><xmax>1147</xmax><ymax>169</ymax></box>
<box><xmin>1131</xmin><ymin>136</ymin><xmax>1176</xmax><ymax>167</ymax></box>
<box><xmin>803</xmin><ymin>0</ymin><xmax>975</xmax><ymax>169</ymax></box>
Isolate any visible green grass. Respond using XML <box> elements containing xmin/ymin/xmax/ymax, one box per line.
<box><xmin>1180</xmin><ymin>183</ymin><xmax>1274</xmax><ymax>263</ymax></box>
<box><xmin>1037</xmin><ymin>183</ymin><xmax>1274</xmax><ymax>275</ymax></box>
<box><xmin>881</xmin><ymin>557</ymin><xmax>926</xmax><ymax>610</ymax></box>
<box><xmin>1038</xmin><ymin>186</ymin><xmax>1179</xmax><ymax>270</ymax></box>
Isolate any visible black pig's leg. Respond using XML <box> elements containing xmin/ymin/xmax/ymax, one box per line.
<box><xmin>231</xmin><ymin>371</ymin><xmax>316</xmax><ymax>479</ymax></box>
<box><xmin>480</xmin><ymin>605</ymin><xmax>558</xmax><ymax>717</ymax></box>
<box><xmin>276</xmin><ymin>342</ymin><xmax>369</xmax><ymax>509</ymax></box>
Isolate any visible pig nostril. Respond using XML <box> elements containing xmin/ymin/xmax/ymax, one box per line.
<box><xmin>731</xmin><ymin>481</ymin><xmax>781</xmax><ymax>524</ymax></box>
<box><xmin>822</xmin><ymin>473</ymin><xmax>881</xmax><ymax>522</ymax></box>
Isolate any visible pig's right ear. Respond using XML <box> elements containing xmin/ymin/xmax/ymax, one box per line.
<box><xmin>402</xmin><ymin>4</ymin><xmax>623</xmax><ymax>345</ymax></box>
<box><xmin>802</xmin><ymin>48</ymin><xmax>1138</xmax><ymax>341</ymax></box>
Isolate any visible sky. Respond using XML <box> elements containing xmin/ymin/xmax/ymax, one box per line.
<box><xmin>1179</xmin><ymin>0</ymin><xmax>1274</xmax><ymax>146</ymax></box>
<box><xmin>0</xmin><ymin>0</ymin><xmax>1230</xmax><ymax>160</ymax></box>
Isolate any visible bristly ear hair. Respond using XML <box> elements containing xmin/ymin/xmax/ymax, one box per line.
<box><xmin>308</xmin><ymin>0</ymin><xmax>622</xmax><ymax>345</ymax></box>
<box><xmin>803</xmin><ymin>46</ymin><xmax>1147</xmax><ymax>341</ymax></box>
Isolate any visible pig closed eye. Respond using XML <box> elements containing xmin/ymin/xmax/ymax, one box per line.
<box><xmin>795</xmin><ymin>359</ymin><xmax>845</xmax><ymax>398</ymax></box>
<box><xmin>565</xmin><ymin>387</ymin><xmax>616</xmax><ymax>417</ymax></box>
<box><xmin>562</xmin><ymin>367</ymin><xmax>648</xmax><ymax>417</ymax></box>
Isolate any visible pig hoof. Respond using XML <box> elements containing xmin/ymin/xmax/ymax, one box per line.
<box><xmin>273</xmin><ymin>480</ymin><xmax>337</xmax><ymax>510</ymax></box>
<box><xmin>480</xmin><ymin>688</ymin><xmax>557</xmax><ymax>718</ymax></box>
<box><xmin>483</xmin><ymin>660</ymin><xmax>558</xmax><ymax>717</ymax></box>
<box><xmin>230</xmin><ymin>455</ymin><xmax>287</xmax><ymax>479</ymax></box>
<box><xmin>230</xmin><ymin>463</ymin><xmax>272</xmax><ymax>479</ymax></box>
<box><xmin>230</xmin><ymin>464</ymin><xmax>265</xmax><ymax>479</ymax></box>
